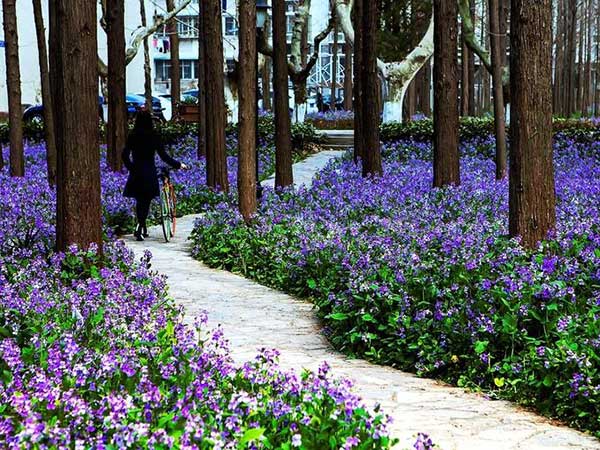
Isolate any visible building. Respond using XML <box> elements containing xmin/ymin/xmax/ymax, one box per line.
<box><xmin>0</xmin><ymin>0</ymin><xmax>346</xmax><ymax>113</ymax></box>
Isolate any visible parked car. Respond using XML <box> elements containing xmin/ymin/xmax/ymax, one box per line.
<box><xmin>23</xmin><ymin>94</ymin><xmax>164</xmax><ymax>124</ymax></box>
<box><xmin>181</xmin><ymin>89</ymin><xmax>199</xmax><ymax>102</ymax></box>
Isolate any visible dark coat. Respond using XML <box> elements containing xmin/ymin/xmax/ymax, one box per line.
<box><xmin>122</xmin><ymin>131</ymin><xmax>181</xmax><ymax>200</ymax></box>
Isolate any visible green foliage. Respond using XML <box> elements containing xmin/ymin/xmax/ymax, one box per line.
<box><xmin>380</xmin><ymin>117</ymin><xmax>600</xmax><ymax>143</ymax></box>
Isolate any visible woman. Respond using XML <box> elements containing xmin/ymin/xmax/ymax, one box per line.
<box><xmin>122</xmin><ymin>111</ymin><xmax>187</xmax><ymax>241</ymax></box>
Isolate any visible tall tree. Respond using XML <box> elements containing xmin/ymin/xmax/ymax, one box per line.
<box><xmin>50</xmin><ymin>0</ymin><xmax>102</xmax><ymax>252</ymax></box>
<box><xmin>489</xmin><ymin>0</ymin><xmax>507</xmax><ymax>179</ymax></box>
<box><xmin>106</xmin><ymin>0</ymin><xmax>126</xmax><ymax>172</ymax></box>
<box><xmin>2</xmin><ymin>0</ymin><xmax>24</xmax><ymax>177</ymax></box>
<box><xmin>433</xmin><ymin>0</ymin><xmax>460</xmax><ymax>187</ymax></box>
<box><xmin>343</xmin><ymin>38</ymin><xmax>353</xmax><ymax>110</ymax></box>
<box><xmin>460</xmin><ymin>17</ymin><xmax>471</xmax><ymax>116</ymax></box>
<box><xmin>353</xmin><ymin>0</ymin><xmax>364</xmax><ymax>161</ymax></box>
<box><xmin>330</xmin><ymin>22</ymin><xmax>339</xmax><ymax>111</ymax></box>
<box><xmin>197</xmin><ymin>0</ymin><xmax>207</xmax><ymax>158</ymax></box>
<box><xmin>33</xmin><ymin>0</ymin><xmax>57</xmax><ymax>185</ymax></box>
<box><xmin>237</xmin><ymin>0</ymin><xmax>257</xmax><ymax>221</ymax></box>
<box><xmin>167</xmin><ymin>0</ymin><xmax>181</xmax><ymax>121</ymax></box>
<box><xmin>273</xmin><ymin>0</ymin><xmax>293</xmax><ymax>188</ymax></box>
<box><xmin>139</xmin><ymin>0</ymin><xmax>153</xmax><ymax>111</ymax></box>
<box><xmin>360</xmin><ymin>0</ymin><xmax>382</xmax><ymax>176</ymax></box>
<box><xmin>202</xmin><ymin>0</ymin><xmax>228</xmax><ymax>191</ymax></box>
<box><xmin>509</xmin><ymin>0</ymin><xmax>556</xmax><ymax>248</ymax></box>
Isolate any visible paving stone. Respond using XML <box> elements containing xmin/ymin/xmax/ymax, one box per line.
<box><xmin>126</xmin><ymin>151</ymin><xmax>600</xmax><ymax>450</ymax></box>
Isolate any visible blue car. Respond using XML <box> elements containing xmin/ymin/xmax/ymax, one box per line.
<box><xmin>22</xmin><ymin>94</ymin><xmax>164</xmax><ymax>124</ymax></box>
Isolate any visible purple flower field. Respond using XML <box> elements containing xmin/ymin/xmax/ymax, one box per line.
<box><xmin>191</xmin><ymin>135</ymin><xmax>600</xmax><ymax>435</ymax></box>
<box><xmin>0</xmin><ymin>140</ymin><xmax>397</xmax><ymax>448</ymax></box>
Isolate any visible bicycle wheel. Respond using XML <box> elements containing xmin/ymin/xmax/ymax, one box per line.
<box><xmin>159</xmin><ymin>187</ymin><xmax>172</xmax><ymax>242</ymax></box>
<box><xmin>168</xmin><ymin>184</ymin><xmax>177</xmax><ymax>237</ymax></box>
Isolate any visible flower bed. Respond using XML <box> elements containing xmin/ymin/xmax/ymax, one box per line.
<box><xmin>0</xmin><ymin>143</ymin><xmax>397</xmax><ymax>448</ymax></box>
<box><xmin>306</xmin><ymin>111</ymin><xmax>354</xmax><ymax>130</ymax></box>
<box><xmin>191</xmin><ymin>136</ymin><xmax>600</xmax><ymax>437</ymax></box>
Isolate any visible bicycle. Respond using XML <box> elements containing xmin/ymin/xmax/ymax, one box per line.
<box><xmin>157</xmin><ymin>167</ymin><xmax>177</xmax><ymax>242</ymax></box>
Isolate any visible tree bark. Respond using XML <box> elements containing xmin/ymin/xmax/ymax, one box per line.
<box><xmin>460</xmin><ymin>23</ymin><xmax>470</xmax><ymax>116</ymax></box>
<box><xmin>139</xmin><ymin>0</ymin><xmax>153</xmax><ymax>112</ymax></box>
<box><xmin>509</xmin><ymin>0</ymin><xmax>556</xmax><ymax>249</ymax></box>
<box><xmin>553</xmin><ymin>0</ymin><xmax>565</xmax><ymax>114</ymax></box>
<box><xmin>262</xmin><ymin>57</ymin><xmax>272</xmax><ymax>111</ymax></box>
<box><xmin>360</xmin><ymin>0</ymin><xmax>382</xmax><ymax>177</ymax></box>
<box><xmin>106</xmin><ymin>0</ymin><xmax>126</xmax><ymax>172</ymax></box>
<box><xmin>343</xmin><ymin>38</ymin><xmax>353</xmax><ymax>110</ymax></box>
<box><xmin>197</xmin><ymin>0</ymin><xmax>207</xmax><ymax>158</ymax></box>
<box><xmin>238</xmin><ymin>0</ymin><xmax>257</xmax><ymax>221</ymax></box>
<box><xmin>353</xmin><ymin>0</ymin><xmax>364</xmax><ymax>161</ymax></box>
<box><xmin>417</xmin><ymin>60</ymin><xmax>431</xmax><ymax>116</ymax></box>
<box><xmin>330</xmin><ymin>23</ymin><xmax>339</xmax><ymax>110</ymax></box>
<box><xmin>33</xmin><ymin>0</ymin><xmax>57</xmax><ymax>185</ymax></box>
<box><xmin>203</xmin><ymin>0</ymin><xmax>228</xmax><ymax>191</ymax></box>
<box><xmin>433</xmin><ymin>0</ymin><xmax>460</xmax><ymax>187</ymax></box>
<box><xmin>489</xmin><ymin>0</ymin><xmax>507</xmax><ymax>179</ymax></box>
<box><xmin>2</xmin><ymin>0</ymin><xmax>24</xmax><ymax>177</ymax></box>
<box><xmin>273</xmin><ymin>0</ymin><xmax>294</xmax><ymax>188</ymax></box>
<box><xmin>167</xmin><ymin>0</ymin><xmax>181</xmax><ymax>121</ymax></box>
<box><xmin>467</xmin><ymin>0</ymin><xmax>476</xmax><ymax>115</ymax></box>
<box><xmin>50</xmin><ymin>0</ymin><xmax>102</xmax><ymax>252</ymax></box>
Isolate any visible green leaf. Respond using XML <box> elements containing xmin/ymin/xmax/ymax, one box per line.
<box><xmin>542</xmin><ymin>374</ymin><xmax>554</xmax><ymax>387</ymax></box>
<box><xmin>494</xmin><ymin>377</ymin><xmax>505</xmax><ymax>388</ymax></box>
<box><xmin>240</xmin><ymin>428</ymin><xmax>265</xmax><ymax>445</ymax></box>
<box><xmin>362</xmin><ymin>313</ymin><xmax>375</xmax><ymax>322</ymax></box>
<box><xmin>326</xmin><ymin>312</ymin><xmax>348</xmax><ymax>321</ymax></box>
<box><xmin>307</xmin><ymin>279</ymin><xmax>317</xmax><ymax>289</ymax></box>
<box><xmin>474</xmin><ymin>340</ymin><xmax>489</xmax><ymax>354</ymax></box>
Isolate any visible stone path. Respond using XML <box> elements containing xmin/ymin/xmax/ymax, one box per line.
<box><xmin>127</xmin><ymin>151</ymin><xmax>600</xmax><ymax>450</ymax></box>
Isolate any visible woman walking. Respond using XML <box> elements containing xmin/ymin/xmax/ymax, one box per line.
<box><xmin>122</xmin><ymin>111</ymin><xmax>187</xmax><ymax>241</ymax></box>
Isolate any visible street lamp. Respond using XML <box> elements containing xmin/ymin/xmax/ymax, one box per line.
<box><xmin>255</xmin><ymin>0</ymin><xmax>270</xmax><ymax>199</ymax></box>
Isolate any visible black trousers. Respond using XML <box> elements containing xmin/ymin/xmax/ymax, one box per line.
<box><xmin>135</xmin><ymin>197</ymin><xmax>152</xmax><ymax>229</ymax></box>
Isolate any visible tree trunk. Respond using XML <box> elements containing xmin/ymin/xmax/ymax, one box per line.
<box><xmin>330</xmin><ymin>23</ymin><xmax>339</xmax><ymax>111</ymax></box>
<box><xmin>467</xmin><ymin>0</ymin><xmax>476</xmax><ymax>116</ymax></box>
<box><xmin>433</xmin><ymin>0</ymin><xmax>460</xmax><ymax>187</ymax></box>
<box><xmin>167</xmin><ymin>0</ymin><xmax>181</xmax><ymax>121</ymax></box>
<box><xmin>565</xmin><ymin>0</ymin><xmax>577</xmax><ymax>116</ymax></box>
<box><xmin>273</xmin><ymin>0</ymin><xmax>293</xmax><ymax>188</ymax></box>
<box><xmin>509</xmin><ymin>0</ymin><xmax>556</xmax><ymax>249</ymax></box>
<box><xmin>360</xmin><ymin>0</ymin><xmax>382</xmax><ymax>177</ymax></box>
<box><xmin>139</xmin><ymin>0</ymin><xmax>153</xmax><ymax>112</ymax></box>
<box><xmin>197</xmin><ymin>0</ymin><xmax>207</xmax><ymax>158</ymax></box>
<box><xmin>106</xmin><ymin>0</ymin><xmax>126</xmax><ymax>172</ymax></box>
<box><xmin>202</xmin><ymin>0</ymin><xmax>228</xmax><ymax>191</ymax></box>
<box><xmin>50</xmin><ymin>0</ymin><xmax>102</xmax><ymax>252</ymax></box>
<box><xmin>353</xmin><ymin>0</ymin><xmax>364</xmax><ymax>161</ymax></box>
<box><xmin>553</xmin><ymin>0</ymin><xmax>565</xmax><ymax>114</ymax></box>
<box><xmin>262</xmin><ymin>57</ymin><xmax>272</xmax><ymax>111</ymax></box>
<box><xmin>489</xmin><ymin>0</ymin><xmax>507</xmax><ymax>179</ymax></box>
<box><xmin>343</xmin><ymin>38</ymin><xmax>353</xmax><ymax>110</ymax></box>
<box><xmin>576</xmin><ymin>1</ymin><xmax>584</xmax><ymax>115</ymax></box>
<box><xmin>2</xmin><ymin>0</ymin><xmax>24</xmax><ymax>177</ymax></box>
<box><xmin>460</xmin><ymin>24</ymin><xmax>470</xmax><ymax>116</ymax></box>
<box><xmin>33</xmin><ymin>0</ymin><xmax>57</xmax><ymax>185</ymax></box>
<box><xmin>417</xmin><ymin>60</ymin><xmax>431</xmax><ymax>116</ymax></box>
<box><xmin>482</xmin><ymin>1</ymin><xmax>492</xmax><ymax>113</ymax></box>
<box><xmin>238</xmin><ymin>0</ymin><xmax>257</xmax><ymax>221</ymax></box>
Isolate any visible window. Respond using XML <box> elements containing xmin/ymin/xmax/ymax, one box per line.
<box><xmin>155</xmin><ymin>60</ymin><xmax>171</xmax><ymax>81</ymax></box>
<box><xmin>155</xmin><ymin>59</ymin><xmax>199</xmax><ymax>81</ymax></box>
<box><xmin>178</xmin><ymin>16</ymin><xmax>199</xmax><ymax>38</ymax></box>
<box><xmin>225</xmin><ymin>16</ymin><xmax>237</xmax><ymax>35</ymax></box>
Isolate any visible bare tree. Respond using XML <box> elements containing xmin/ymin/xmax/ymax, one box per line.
<box><xmin>167</xmin><ymin>0</ymin><xmax>181</xmax><ymax>121</ymax></box>
<box><xmin>202</xmin><ymin>0</ymin><xmax>228</xmax><ymax>191</ymax></box>
<box><xmin>509</xmin><ymin>0</ymin><xmax>556</xmax><ymax>248</ymax></box>
<box><xmin>106</xmin><ymin>0</ymin><xmax>126</xmax><ymax>172</ymax></box>
<box><xmin>50</xmin><ymin>0</ymin><xmax>102</xmax><ymax>252</ymax></box>
<box><xmin>489</xmin><ymin>0</ymin><xmax>507</xmax><ymax>179</ymax></box>
<box><xmin>139</xmin><ymin>0</ymin><xmax>153</xmax><ymax>111</ymax></box>
<box><xmin>33</xmin><ymin>0</ymin><xmax>57</xmax><ymax>185</ymax></box>
<box><xmin>433</xmin><ymin>0</ymin><xmax>460</xmax><ymax>187</ymax></box>
<box><xmin>238</xmin><ymin>0</ymin><xmax>258</xmax><ymax>220</ymax></box>
<box><xmin>273</xmin><ymin>0</ymin><xmax>294</xmax><ymax>188</ymax></box>
<box><xmin>2</xmin><ymin>0</ymin><xmax>24</xmax><ymax>177</ymax></box>
<box><xmin>359</xmin><ymin>0</ymin><xmax>382</xmax><ymax>176</ymax></box>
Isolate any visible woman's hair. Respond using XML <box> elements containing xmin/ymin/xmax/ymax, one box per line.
<box><xmin>133</xmin><ymin>111</ymin><xmax>155</xmax><ymax>137</ymax></box>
